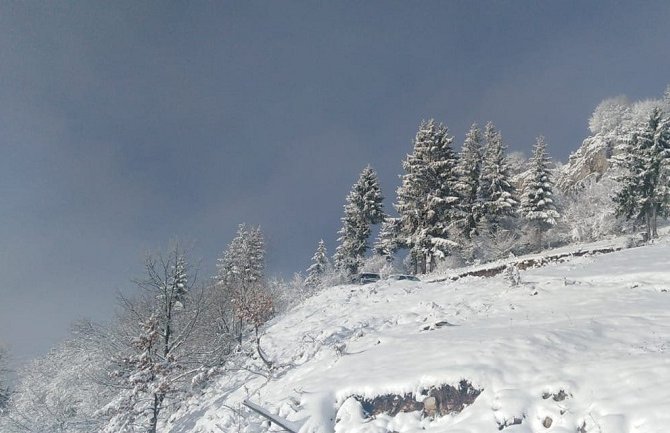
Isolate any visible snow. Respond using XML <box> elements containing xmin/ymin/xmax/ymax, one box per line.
<box><xmin>166</xmin><ymin>238</ymin><xmax>670</xmax><ymax>432</ymax></box>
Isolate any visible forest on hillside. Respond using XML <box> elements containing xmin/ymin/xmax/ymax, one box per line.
<box><xmin>2</xmin><ymin>86</ymin><xmax>670</xmax><ymax>432</ymax></box>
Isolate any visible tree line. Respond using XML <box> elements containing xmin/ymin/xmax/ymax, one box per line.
<box><xmin>307</xmin><ymin>120</ymin><xmax>559</xmax><ymax>283</ymax></box>
<box><xmin>305</xmin><ymin>85</ymin><xmax>670</xmax><ymax>284</ymax></box>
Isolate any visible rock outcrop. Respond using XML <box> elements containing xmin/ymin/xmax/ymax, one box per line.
<box><xmin>556</xmin><ymin>133</ymin><xmax>619</xmax><ymax>193</ymax></box>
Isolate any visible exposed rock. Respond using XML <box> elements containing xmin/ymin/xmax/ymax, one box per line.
<box><xmin>356</xmin><ymin>380</ymin><xmax>482</xmax><ymax>418</ymax></box>
<box><xmin>542</xmin><ymin>389</ymin><xmax>570</xmax><ymax>402</ymax></box>
<box><xmin>429</xmin><ymin>246</ymin><xmax>622</xmax><ymax>284</ymax></box>
<box><xmin>498</xmin><ymin>416</ymin><xmax>523</xmax><ymax>430</ymax></box>
<box><xmin>422</xmin><ymin>396</ymin><xmax>437</xmax><ymax>416</ymax></box>
<box><xmin>542</xmin><ymin>416</ymin><xmax>553</xmax><ymax>428</ymax></box>
<box><xmin>359</xmin><ymin>392</ymin><xmax>422</xmax><ymax>417</ymax></box>
<box><xmin>556</xmin><ymin>134</ymin><xmax>620</xmax><ymax>193</ymax></box>
<box><xmin>421</xmin><ymin>320</ymin><xmax>456</xmax><ymax>331</ymax></box>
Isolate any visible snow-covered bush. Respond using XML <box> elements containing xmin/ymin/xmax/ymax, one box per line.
<box><xmin>2</xmin><ymin>324</ymin><xmax>114</xmax><ymax>433</ymax></box>
<box><xmin>360</xmin><ymin>254</ymin><xmax>398</xmax><ymax>278</ymax></box>
<box><xmin>588</xmin><ymin>96</ymin><xmax>631</xmax><ymax>136</ymax></box>
<box><xmin>471</xmin><ymin>228</ymin><xmax>520</xmax><ymax>262</ymax></box>
<box><xmin>561</xmin><ymin>174</ymin><xmax>624</xmax><ymax>242</ymax></box>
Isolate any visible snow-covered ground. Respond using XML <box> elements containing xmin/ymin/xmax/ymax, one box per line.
<box><xmin>166</xmin><ymin>238</ymin><xmax>670</xmax><ymax>433</ymax></box>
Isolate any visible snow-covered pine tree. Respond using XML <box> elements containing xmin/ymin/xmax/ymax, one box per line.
<box><xmin>477</xmin><ymin>122</ymin><xmax>518</xmax><ymax>232</ymax></box>
<box><xmin>521</xmin><ymin>136</ymin><xmax>559</xmax><ymax>250</ymax></box>
<box><xmin>614</xmin><ymin>108</ymin><xmax>670</xmax><ymax>239</ymax></box>
<box><xmin>305</xmin><ymin>240</ymin><xmax>329</xmax><ymax>288</ymax></box>
<box><xmin>215</xmin><ymin>224</ymin><xmax>269</xmax><ymax>345</ymax></box>
<box><xmin>454</xmin><ymin>123</ymin><xmax>483</xmax><ymax>241</ymax></box>
<box><xmin>169</xmin><ymin>254</ymin><xmax>188</xmax><ymax>310</ymax></box>
<box><xmin>334</xmin><ymin>165</ymin><xmax>384</xmax><ymax>275</ymax></box>
<box><xmin>395</xmin><ymin>119</ymin><xmax>460</xmax><ymax>273</ymax></box>
<box><xmin>358</xmin><ymin>165</ymin><xmax>385</xmax><ymax>226</ymax></box>
<box><xmin>333</xmin><ymin>204</ymin><xmax>365</xmax><ymax>275</ymax></box>
<box><xmin>374</xmin><ymin>217</ymin><xmax>401</xmax><ymax>261</ymax></box>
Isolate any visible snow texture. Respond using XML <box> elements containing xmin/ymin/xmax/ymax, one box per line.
<box><xmin>165</xmin><ymin>235</ymin><xmax>670</xmax><ymax>433</ymax></box>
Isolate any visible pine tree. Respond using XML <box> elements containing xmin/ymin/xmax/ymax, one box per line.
<box><xmin>334</xmin><ymin>166</ymin><xmax>384</xmax><ymax>275</ymax></box>
<box><xmin>169</xmin><ymin>254</ymin><xmax>188</xmax><ymax>309</ymax></box>
<box><xmin>215</xmin><ymin>224</ymin><xmax>268</xmax><ymax>345</ymax></box>
<box><xmin>614</xmin><ymin>108</ymin><xmax>670</xmax><ymax>239</ymax></box>
<box><xmin>521</xmin><ymin>136</ymin><xmax>559</xmax><ymax>250</ymax></box>
<box><xmin>358</xmin><ymin>165</ymin><xmax>385</xmax><ymax>226</ymax></box>
<box><xmin>217</xmin><ymin>224</ymin><xmax>265</xmax><ymax>290</ymax></box>
<box><xmin>477</xmin><ymin>122</ymin><xmax>518</xmax><ymax>232</ymax></box>
<box><xmin>454</xmin><ymin>123</ymin><xmax>483</xmax><ymax>240</ymax></box>
<box><xmin>374</xmin><ymin>217</ymin><xmax>401</xmax><ymax>261</ymax></box>
<box><xmin>305</xmin><ymin>240</ymin><xmax>329</xmax><ymax>288</ymax></box>
<box><xmin>395</xmin><ymin>119</ymin><xmax>460</xmax><ymax>273</ymax></box>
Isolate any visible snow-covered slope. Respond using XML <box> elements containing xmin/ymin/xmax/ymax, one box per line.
<box><xmin>167</xmin><ymin>240</ymin><xmax>670</xmax><ymax>433</ymax></box>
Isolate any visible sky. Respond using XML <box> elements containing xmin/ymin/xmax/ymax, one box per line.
<box><xmin>1</xmin><ymin>1</ymin><xmax>669</xmax><ymax>367</ymax></box>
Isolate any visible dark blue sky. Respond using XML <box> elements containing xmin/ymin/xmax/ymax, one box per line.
<box><xmin>1</xmin><ymin>1</ymin><xmax>669</xmax><ymax>365</ymax></box>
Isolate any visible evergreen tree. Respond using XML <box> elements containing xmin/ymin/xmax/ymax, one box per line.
<box><xmin>358</xmin><ymin>165</ymin><xmax>385</xmax><ymax>226</ymax></box>
<box><xmin>614</xmin><ymin>108</ymin><xmax>670</xmax><ymax>239</ymax></box>
<box><xmin>477</xmin><ymin>122</ymin><xmax>518</xmax><ymax>232</ymax></box>
<box><xmin>217</xmin><ymin>224</ymin><xmax>265</xmax><ymax>290</ymax></box>
<box><xmin>169</xmin><ymin>254</ymin><xmax>188</xmax><ymax>309</ymax></box>
<box><xmin>215</xmin><ymin>224</ymin><xmax>268</xmax><ymax>344</ymax></box>
<box><xmin>334</xmin><ymin>166</ymin><xmax>384</xmax><ymax>275</ymax></box>
<box><xmin>305</xmin><ymin>240</ymin><xmax>329</xmax><ymax>288</ymax></box>
<box><xmin>521</xmin><ymin>136</ymin><xmax>559</xmax><ymax>250</ymax></box>
<box><xmin>454</xmin><ymin>123</ymin><xmax>483</xmax><ymax>240</ymax></box>
<box><xmin>395</xmin><ymin>119</ymin><xmax>460</xmax><ymax>273</ymax></box>
<box><xmin>374</xmin><ymin>217</ymin><xmax>401</xmax><ymax>261</ymax></box>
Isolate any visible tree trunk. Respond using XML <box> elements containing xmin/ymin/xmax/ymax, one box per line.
<box><xmin>148</xmin><ymin>393</ymin><xmax>164</xmax><ymax>433</ymax></box>
<box><xmin>645</xmin><ymin>210</ymin><xmax>652</xmax><ymax>241</ymax></box>
<box><xmin>238</xmin><ymin>318</ymin><xmax>243</xmax><ymax>345</ymax></box>
<box><xmin>651</xmin><ymin>205</ymin><xmax>658</xmax><ymax>238</ymax></box>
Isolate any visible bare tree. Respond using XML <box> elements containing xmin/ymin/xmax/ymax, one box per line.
<box><xmin>99</xmin><ymin>244</ymin><xmax>212</xmax><ymax>433</ymax></box>
<box><xmin>1</xmin><ymin>333</ymin><xmax>112</xmax><ymax>433</ymax></box>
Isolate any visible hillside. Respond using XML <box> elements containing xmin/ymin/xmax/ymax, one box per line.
<box><xmin>166</xmin><ymin>239</ymin><xmax>670</xmax><ymax>433</ymax></box>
